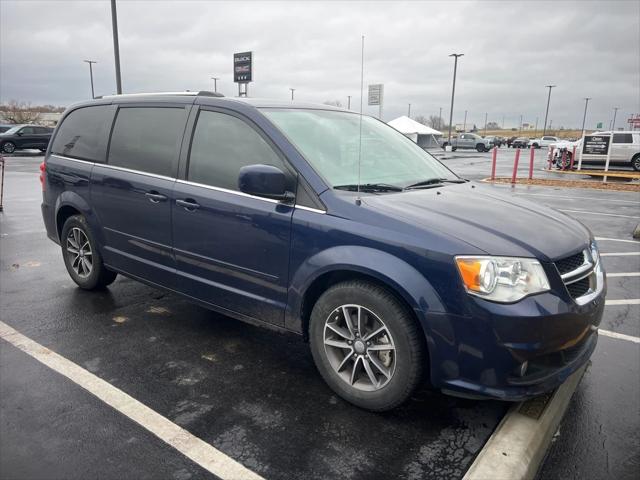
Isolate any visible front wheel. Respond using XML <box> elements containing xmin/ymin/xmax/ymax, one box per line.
<box><xmin>61</xmin><ymin>215</ymin><xmax>117</xmax><ymax>290</ymax></box>
<box><xmin>2</xmin><ymin>142</ymin><xmax>16</xmax><ymax>154</ymax></box>
<box><xmin>309</xmin><ymin>280</ymin><xmax>425</xmax><ymax>411</ymax></box>
<box><xmin>476</xmin><ymin>144</ymin><xmax>486</xmax><ymax>152</ymax></box>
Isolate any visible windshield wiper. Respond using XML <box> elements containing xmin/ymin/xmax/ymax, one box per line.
<box><xmin>334</xmin><ymin>183</ymin><xmax>404</xmax><ymax>192</ymax></box>
<box><xmin>404</xmin><ymin>178</ymin><xmax>467</xmax><ymax>189</ymax></box>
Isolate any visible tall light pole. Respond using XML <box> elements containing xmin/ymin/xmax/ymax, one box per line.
<box><xmin>347</xmin><ymin>95</ymin><xmax>351</xmax><ymax>109</ymax></box>
<box><xmin>612</xmin><ymin>107</ymin><xmax>619</xmax><ymax>131</ymax></box>
<box><xmin>447</xmin><ymin>53</ymin><xmax>463</xmax><ymax>144</ymax></box>
<box><xmin>110</xmin><ymin>0</ymin><xmax>122</xmax><ymax>94</ymax></box>
<box><xmin>438</xmin><ymin>107</ymin><xmax>442</xmax><ymax>130</ymax></box>
<box><xmin>83</xmin><ymin>60</ymin><xmax>97</xmax><ymax>99</ymax></box>
<box><xmin>580</xmin><ymin>97</ymin><xmax>591</xmax><ymax>136</ymax></box>
<box><xmin>519</xmin><ymin>114</ymin><xmax>523</xmax><ymax>135</ymax></box>
<box><xmin>407</xmin><ymin>103</ymin><xmax>411</xmax><ymax>118</ymax></box>
<box><xmin>534</xmin><ymin>117</ymin><xmax>538</xmax><ymax>137</ymax></box>
<box><xmin>542</xmin><ymin>85</ymin><xmax>556</xmax><ymax>135</ymax></box>
<box><xmin>463</xmin><ymin>110</ymin><xmax>468</xmax><ymax>132</ymax></box>
<box><xmin>483</xmin><ymin>112</ymin><xmax>488</xmax><ymax>136</ymax></box>
<box><xmin>210</xmin><ymin>77</ymin><xmax>219</xmax><ymax>93</ymax></box>
<box><xmin>289</xmin><ymin>88</ymin><xmax>295</xmax><ymax>101</ymax></box>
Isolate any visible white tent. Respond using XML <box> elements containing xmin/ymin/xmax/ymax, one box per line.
<box><xmin>387</xmin><ymin>116</ymin><xmax>443</xmax><ymax>148</ymax></box>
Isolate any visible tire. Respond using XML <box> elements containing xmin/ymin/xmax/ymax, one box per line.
<box><xmin>451</xmin><ymin>147</ymin><xmax>457</xmax><ymax>152</ymax></box>
<box><xmin>309</xmin><ymin>280</ymin><xmax>425</xmax><ymax>411</ymax></box>
<box><xmin>632</xmin><ymin>154</ymin><xmax>640</xmax><ymax>172</ymax></box>
<box><xmin>532</xmin><ymin>143</ymin><xmax>539</xmax><ymax>149</ymax></box>
<box><xmin>441</xmin><ymin>142</ymin><xmax>449</xmax><ymax>150</ymax></box>
<box><xmin>61</xmin><ymin>215</ymin><xmax>117</xmax><ymax>290</ymax></box>
<box><xmin>2</xmin><ymin>141</ymin><xmax>16</xmax><ymax>154</ymax></box>
<box><xmin>476</xmin><ymin>144</ymin><xmax>486</xmax><ymax>152</ymax></box>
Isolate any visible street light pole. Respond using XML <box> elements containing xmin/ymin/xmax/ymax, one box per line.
<box><xmin>580</xmin><ymin>97</ymin><xmax>591</xmax><ymax>136</ymax></box>
<box><xmin>612</xmin><ymin>107</ymin><xmax>619</xmax><ymax>131</ymax></box>
<box><xmin>210</xmin><ymin>77</ymin><xmax>219</xmax><ymax>93</ymax></box>
<box><xmin>289</xmin><ymin>88</ymin><xmax>295</xmax><ymax>101</ymax></box>
<box><xmin>110</xmin><ymin>0</ymin><xmax>122</xmax><ymax>94</ymax></box>
<box><xmin>463</xmin><ymin>110</ymin><xmax>467</xmax><ymax>132</ymax></box>
<box><xmin>83</xmin><ymin>60</ymin><xmax>97</xmax><ymax>99</ymax></box>
<box><xmin>438</xmin><ymin>107</ymin><xmax>442</xmax><ymax>130</ymax></box>
<box><xmin>483</xmin><ymin>112</ymin><xmax>488</xmax><ymax>136</ymax></box>
<box><xmin>447</xmin><ymin>53</ymin><xmax>463</xmax><ymax>144</ymax></box>
<box><xmin>347</xmin><ymin>95</ymin><xmax>351</xmax><ymax>109</ymax></box>
<box><xmin>408</xmin><ymin>103</ymin><xmax>411</xmax><ymax>118</ymax></box>
<box><xmin>542</xmin><ymin>84</ymin><xmax>556</xmax><ymax>135</ymax></box>
<box><xmin>519</xmin><ymin>114</ymin><xmax>523</xmax><ymax>135</ymax></box>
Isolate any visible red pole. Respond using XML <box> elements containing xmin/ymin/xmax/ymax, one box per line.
<box><xmin>548</xmin><ymin>146</ymin><xmax>554</xmax><ymax>170</ymax></box>
<box><xmin>511</xmin><ymin>148</ymin><xmax>521</xmax><ymax>184</ymax></box>
<box><xmin>528</xmin><ymin>145</ymin><xmax>535</xmax><ymax>179</ymax></box>
<box><xmin>570</xmin><ymin>145</ymin><xmax>576</xmax><ymax>170</ymax></box>
<box><xmin>560</xmin><ymin>150</ymin><xmax>567</xmax><ymax>171</ymax></box>
<box><xmin>490</xmin><ymin>146</ymin><xmax>498</xmax><ymax>180</ymax></box>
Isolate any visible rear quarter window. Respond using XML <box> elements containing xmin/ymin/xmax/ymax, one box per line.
<box><xmin>51</xmin><ymin>105</ymin><xmax>114</xmax><ymax>162</ymax></box>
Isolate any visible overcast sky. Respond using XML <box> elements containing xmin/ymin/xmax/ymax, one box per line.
<box><xmin>1</xmin><ymin>0</ymin><xmax>639</xmax><ymax>129</ymax></box>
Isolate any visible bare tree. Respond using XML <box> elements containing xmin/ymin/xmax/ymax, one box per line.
<box><xmin>414</xmin><ymin>115</ymin><xmax>428</xmax><ymax>125</ymax></box>
<box><xmin>323</xmin><ymin>100</ymin><xmax>343</xmax><ymax>108</ymax></box>
<box><xmin>0</xmin><ymin>100</ymin><xmax>42</xmax><ymax>124</ymax></box>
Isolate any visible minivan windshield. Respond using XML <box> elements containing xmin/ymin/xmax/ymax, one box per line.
<box><xmin>262</xmin><ymin>109</ymin><xmax>458</xmax><ymax>189</ymax></box>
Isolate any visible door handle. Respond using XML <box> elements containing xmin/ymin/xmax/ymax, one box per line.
<box><xmin>145</xmin><ymin>191</ymin><xmax>168</xmax><ymax>203</ymax></box>
<box><xmin>176</xmin><ymin>198</ymin><xmax>200</xmax><ymax>211</ymax></box>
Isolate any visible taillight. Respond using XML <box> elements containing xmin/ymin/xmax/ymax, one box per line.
<box><xmin>39</xmin><ymin>162</ymin><xmax>45</xmax><ymax>191</ymax></box>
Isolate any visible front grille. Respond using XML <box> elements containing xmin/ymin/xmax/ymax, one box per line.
<box><xmin>555</xmin><ymin>252</ymin><xmax>585</xmax><ymax>275</ymax></box>
<box><xmin>566</xmin><ymin>277</ymin><xmax>590</xmax><ymax>298</ymax></box>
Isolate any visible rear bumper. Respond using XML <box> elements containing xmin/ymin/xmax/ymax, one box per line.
<box><xmin>422</xmin><ymin>283</ymin><xmax>606</xmax><ymax>401</ymax></box>
<box><xmin>41</xmin><ymin>203</ymin><xmax>59</xmax><ymax>245</ymax></box>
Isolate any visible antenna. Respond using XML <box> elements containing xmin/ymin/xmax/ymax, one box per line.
<box><xmin>356</xmin><ymin>35</ymin><xmax>365</xmax><ymax>206</ymax></box>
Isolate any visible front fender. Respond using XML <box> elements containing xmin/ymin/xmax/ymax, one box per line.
<box><xmin>285</xmin><ymin>245</ymin><xmax>445</xmax><ymax>335</ymax></box>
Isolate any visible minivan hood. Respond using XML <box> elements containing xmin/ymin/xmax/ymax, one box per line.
<box><xmin>361</xmin><ymin>183</ymin><xmax>590</xmax><ymax>260</ymax></box>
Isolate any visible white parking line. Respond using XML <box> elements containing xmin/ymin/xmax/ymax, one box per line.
<box><xmin>599</xmin><ymin>329</ymin><xmax>640</xmax><ymax>344</ymax></box>
<box><xmin>596</xmin><ymin>237</ymin><xmax>640</xmax><ymax>244</ymax></box>
<box><xmin>605</xmin><ymin>299</ymin><xmax>640</xmax><ymax>305</ymax></box>
<box><xmin>559</xmin><ymin>209</ymin><xmax>640</xmax><ymax>219</ymax></box>
<box><xmin>0</xmin><ymin>321</ymin><xmax>264</xmax><ymax>480</ymax></box>
<box><xmin>606</xmin><ymin>272</ymin><xmax>640</xmax><ymax>277</ymax></box>
<box><xmin>516</xmin><ymin>192</ymin><xmax>640</xmax><ymax>204</ymax></box>
<box><xmin>601</xmin><ymin>252</ymin><xmax>640</xmax><ymax>257</ymax></box>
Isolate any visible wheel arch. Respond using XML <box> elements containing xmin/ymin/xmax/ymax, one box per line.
<box><xmin>54</xmin><ymin>192</ymin><xmax>93</xmax><ymax>241</ymax></box>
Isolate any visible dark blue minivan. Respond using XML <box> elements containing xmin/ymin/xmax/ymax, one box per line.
<box><xmin>41</xmin><ymin>92</ymin><xmax>606</xmax><ymax>411</ymax></box>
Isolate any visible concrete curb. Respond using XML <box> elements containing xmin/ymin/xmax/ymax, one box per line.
<box><xmin>463</xmin><ymin>364</ymin><xmax>587</xmax><ymax>480</ymax></box>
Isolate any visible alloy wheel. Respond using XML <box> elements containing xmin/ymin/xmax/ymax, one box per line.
<box><xmin>66</xmin><ymin>227</ymin><xmax>93</xmax><ymax>278</ymax></box>
<box><xmin>323</xmin><ymin>304</ymin><xmax>396</xmax><ymax>391</ymax></box>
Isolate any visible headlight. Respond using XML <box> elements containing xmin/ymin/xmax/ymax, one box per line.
<box><xmin>455</xmin><ymin>256</ymin><xmax>550</xmax><ymax>303</ymax></box>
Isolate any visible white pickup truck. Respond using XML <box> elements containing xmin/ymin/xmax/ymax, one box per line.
<box><xmin>530</xmin><ymin>136</ymin><xmax>560</xmax><ymax>149</ymax></box>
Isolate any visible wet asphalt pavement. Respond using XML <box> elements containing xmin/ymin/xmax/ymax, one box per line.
<box><xmin>1</xmin><ymin>153</ymin><xmax>639</xmax><ymax>479</ymax></box>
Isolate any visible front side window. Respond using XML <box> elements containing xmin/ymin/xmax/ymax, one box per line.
<box><xmin>188</xmin><ymin>110</ymin><xmax>287</xmax><ymax>191</ymax></box>
<box><xmin>51</xmin><ymin>106</ymin><xmax>113</xmax><ymax>161</ymax></box>
<box><xmin>108</xmin><ymin>107</ymin><xmax>187</xmax><ymax>177</ymax></box>
<box><xmin>20</xmin><ymin>127</ymin><xmax>35</xmax><ymax>134</ymax></box>
<box><xmin>262</xmin><ymin>109</ymin><xmax>456</xmax><ymax>188</ymax></box>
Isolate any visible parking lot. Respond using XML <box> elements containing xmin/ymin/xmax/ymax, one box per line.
<box><xmin>1</xmin><ymin>153</ymin><xmax>638</xmax><ymax>479</ymax></box>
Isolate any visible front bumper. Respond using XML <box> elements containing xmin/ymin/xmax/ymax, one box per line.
<box><xmin>423</xmin><ymin>275</ymin><xmax>606</xmax><ymax>401</ymax></box>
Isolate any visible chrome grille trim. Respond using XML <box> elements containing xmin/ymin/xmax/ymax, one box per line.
<box><xmin>555</xmin><ymin>248</ymin><xmax>604</xmax><ymax>305</ymax></box>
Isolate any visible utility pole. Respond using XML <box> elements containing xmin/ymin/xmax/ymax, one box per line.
<box><xmin>289</xmin><ymin>88</ymin><xmax>295</xmax><ymax>101</ymax></box>
<box><xmin>447</xmin><ymin>53</ymin><xmax>463</xmax><ymax>144</ymax></box>
<box><xmin>580</xmin><ymin>97</ymin><xmax>591</xmax><ymax>136</ymax></box>
<box><xmin>110</xmin><ymin>0</ymin><xmax>122</xmax><ymax>94</ymax></box>
<box><xmin>483</xmin><ymin>112</ymin><xmax>488</xmax><ymax>136</ymax></box>
<box><xmin>502</xmin><ymin>115</ymin><xmax>505</xmax><ymax>129</ymax></box>
<box><xmin>347</xmin><ymin>95</ymin><xmax>351</xmax><ymax>109</ymax></box>
<box><xmin>463</xmin><ymin>110</ymin><xmax>467</xmax><ymax>132</ymax></box>
<box><xmin>519</xmin><ymin>114</ymin><xmax>523</xmax><ymax>135</ymax></box>
<box><xmin>83</xmin><ymin>60</ymin><xmax>97</xmax><ymax>99</ymax></box>
<box><xmin>407</xmin><ymin>103</ymin><xmax>411</xmax><ymax>118</ymax></box>
<box><xmin>542</xmin><ymin>85</ymin><xmax>556</xmax><ymax>135</ymax></box>
<box><xmin>439</xmin><ymin>107</ymin><xmax>442</xmax><ymax>130</ymax></box>
<box><xmin>612</xmin><ymin>107</ymin><xmax>619</xmax><ymax>131</ymax></box>
<box><xmin>534</xmin><ymin>117</ymin><xmax>538</xmax><ymax>137</ymax></box>
<box><xmin>210</xmin><ymin>77</ymin><xmax>219</xmax><ymax>93</ymax></box>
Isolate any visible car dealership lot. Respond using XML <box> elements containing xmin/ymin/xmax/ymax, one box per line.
<box><xmin>1</xmin><ymin>154</ymin><xmax>638</xmax><ymax>479</ymax></box>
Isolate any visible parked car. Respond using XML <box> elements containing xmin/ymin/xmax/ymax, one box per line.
<box><xmin>0</xmin><ymin>124</ymin><xmax>54</xmax><ymax>153</ymax></box>
<box><xmin>550</xmin><ymin>132</ymin><xmax>640</xmax><ymax>171</ymax></box>
<box><xmin>483</xmin><ymin>136</ymin><xmax>502</xmax><ymax>148</ymax></box>
<box><xmin>42</xmin><ymin>92</ymin><xmax>605</xmax><ymax>411</ymax></box>
<box><xmin>0</xmin><ymin>124</ymin><xmax>13</xmax><ymax>133</ymax></box>
<box><xmin>530</xmin><ymin>136</ymin><xmax>560</xmax><ymax>149</ymax></box>
<box><xmin>442</xmin><ymin>132</ymin><xmax>491</xmax><ymax>152</ymax></box>
<box><xmin>511</xmin><ymin>137</ymin><xmax>530</xmax><ymax>148</ymax></box>
<box><xmin>506</xmin><ymin>136</ymin><xmax>517</xmax><ymax>147</ymax></box>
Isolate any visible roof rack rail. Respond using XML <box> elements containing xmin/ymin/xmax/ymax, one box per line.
<box><xmin>96</xmin><ymin>91</ymin><xmax>224</xmax><ymax>99</ymax></box>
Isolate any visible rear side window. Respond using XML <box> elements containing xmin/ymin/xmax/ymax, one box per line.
<box><xmin>35</xmin><ymin>127</ymin><xmax>50</xmax><ymax>134</ymax></box>
<box><xmin>51</xmin><ymin>106</ymin><xmax>113</xmax><ymax>161</ymax></box>
<box><xmin>188</xmin><ymin>110</ymin><xmax>287</xmax><ymax>191</ymax></box>
<box><xmin>108</xmin><ymin>107</ymin><xmax>187</xmax><ymax>177</ymax></box>
<box><xmin>612</xmin><ymin>133</ymin><xmax>633</xmax><ymax>144</ymax></box>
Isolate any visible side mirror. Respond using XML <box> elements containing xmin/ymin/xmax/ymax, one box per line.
<box><xmin>238</xmin><ymin>164</ymin><xmax>294</xmax><ymax>203</ymax></box>
<box><xmin>16</xmin><ymin>131</ymin><xmax>23</xmax><ymax>136</ymax></box>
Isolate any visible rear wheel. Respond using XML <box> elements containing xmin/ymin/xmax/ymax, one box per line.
<box><xmin>632</xmin><ymin>154</ymin><xmax>640</xmax><ymax>172</ymax></box>
<box><xmin>309</xmin><ymin>280</ymin><xmax>425</xmax><ymax>411</ymax></box>
<box><xmin>61</xmin><ymin>215</ymin><xmax>117</xmax><ymax>290</ymax></box>
<box><xmin>2</xmin><ymin>142</ymin><xmax>16</xmax><ymax>154</ymax></box>
<box><xmin>451</xmin><ymin>147</ymin><xmax>457</xmax><ymax>151</ymax></box>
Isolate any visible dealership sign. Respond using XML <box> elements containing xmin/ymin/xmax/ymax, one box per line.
<box><xmin>368</xmin><ymin>84</ymin><xmax>384</xmax><ymax>106</ymax></box>
<box><xmin>234</xmin><ymin>52</ymin><xmax>253</xmax><ymax>83</ymax></box>
<box><xmin>582</xmin><ymin>135</ymin><xmax>611</xmax><ymax>155</ymax></box>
